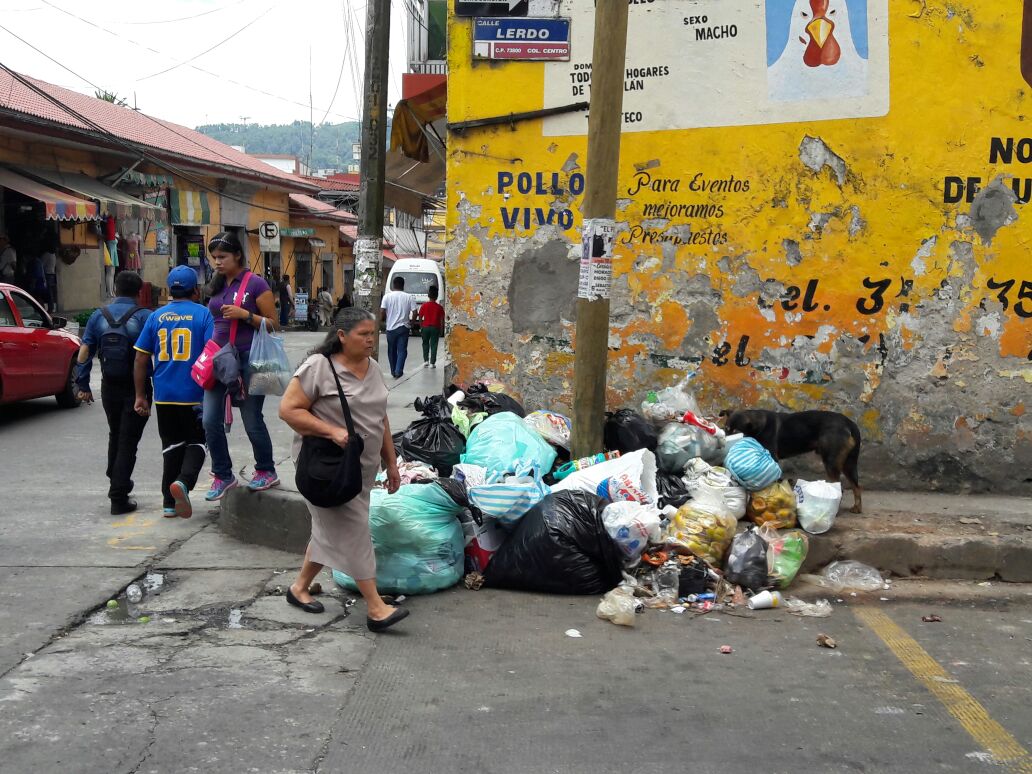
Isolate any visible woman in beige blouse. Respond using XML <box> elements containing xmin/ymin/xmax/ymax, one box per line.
<box><xmin>279</xmin><ymin>308</ymin><xmax>409</xmax><ymax>632</ymax></box>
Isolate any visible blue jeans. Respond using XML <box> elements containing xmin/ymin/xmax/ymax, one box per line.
<box><xmin>386</xmin><ymin>326</ymin><xmax>410</xmax><ymax>376</ymax></box>
<box><xmin>202</xmin><ymin>366</ymin><xmax>275</xmax><ymax>481</ymax></box>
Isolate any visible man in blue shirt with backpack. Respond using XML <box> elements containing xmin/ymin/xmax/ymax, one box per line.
<box><xmin>132</xmin><ymin>266</ymin><xmax>214</xmax><ymax>519</ymax></box>
<box><xmin>76</xmin><ymin>271</ymin><xmax>151</xmax><ymax>515</ymax></box>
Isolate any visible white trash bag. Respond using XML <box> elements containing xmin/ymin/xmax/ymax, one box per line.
<box><xmin>551</xmin><ymin>449</ymin><xmax>659</xmax><ymax>507</ymax></box>
<box><xmin>794</xmin><ymin>479</ymin><xmax>842</xmax><ymax>534</ymax></box>
<box><xmin>602</xmin><ymin>501</ymin><xmax>662</xmax><ymax>559</ymax></box>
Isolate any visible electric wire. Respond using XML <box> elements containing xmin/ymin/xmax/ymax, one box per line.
<box><xmin>136</xmin><ymin>4</ymin><xmax>275</xmax><ymax>81</ymax></box>
<box><xmin>0</xmin><ymin>22</ymin><xmax>290</xmax><ymax>173</ymax></box>
<box><xmin>0</xmin><ymin>59</ymin><xmax>301</xmax><ymax>216</ymax></box>
<box><xmin>114</xmin><ymin>0</ymin><xmax>249</xmax><ymax>25</ymax></box>
<box><xmin>34</xmin><ymin>0</ymin><xmax>363</xmax><ymax>122</ymax></box>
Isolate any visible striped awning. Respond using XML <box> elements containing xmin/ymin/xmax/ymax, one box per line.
<box><xmin>23</xmin><ymin>168</ymin><xmax>163</xmax><ymax>221</ymax></box>
<box><xmin>170</xmin><ymin>189</ymin><xmax>212</xmax><ymax>225</ymax></box>
<box><xmin>0</xmin><ymin>166</ymin><xmax>98</xmax><ymax>220</ymax></box>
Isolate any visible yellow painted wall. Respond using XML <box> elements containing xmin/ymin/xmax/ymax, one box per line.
<box><xmin>446</xmin><ymin>1</ymin><xmax>1032</xmax><ymax>491</ymax></box>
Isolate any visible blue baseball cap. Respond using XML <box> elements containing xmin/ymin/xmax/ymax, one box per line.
<box><xmin>168</xmin><ymin>265</ymin><xmax>198</xmax><ymax>292</ymax></box>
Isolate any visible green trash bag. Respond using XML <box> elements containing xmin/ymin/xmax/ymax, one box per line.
<box><xmin>460</xmin><ymin>411</ymin><xmax>557</xmax><ymax>476</ymax></box>
<box><xmin>332</xmin><ymin>482</ymin><xmax>465</xmax><ymax>595</ymax></box>
<box><xmin>760</xmin><ymin>526</ymin><xmax>809</xmax><ymax>589</ymax></box>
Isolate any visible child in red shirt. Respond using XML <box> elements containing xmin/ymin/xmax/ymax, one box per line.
<box><xmin>418</xmin><ymin>285</ymin><xmax>445</xmax><ymax>368</ymax></box>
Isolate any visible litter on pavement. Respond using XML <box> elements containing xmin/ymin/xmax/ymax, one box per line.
<box><xmin>331</xmin><ymin>377</ymin><xmax>881</xmax><ymax>628</ymax></box>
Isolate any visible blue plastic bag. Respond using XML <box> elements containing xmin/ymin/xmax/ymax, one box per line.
<box><xmin>332</xmin><ymin>483</ymin><xmax>465</xmax><ymax>595</ymax></box>
<box><xmin>460</xmin><ymin>412</ymin><xmax>557</xmax><ymax>476</ymax></box>
<box><xmin>723</xmin><ymin>437</ymin><xmax>782</xmax><ymax>492</ymax></box>
<box><xmin>468</xmin><ymin>464</ymin><xmax>551</xmax><ymax>527</ymax></box>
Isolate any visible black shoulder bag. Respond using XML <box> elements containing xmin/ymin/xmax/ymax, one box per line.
<box><xmin>295</xmin><ymin>355</ymin><xmax>366</xmax><ymax>508</ymax></box>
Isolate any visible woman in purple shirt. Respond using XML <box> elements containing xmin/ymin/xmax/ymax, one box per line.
<box><xmin>202</xmin><ymin>232</ymin><xmax>282</xmax><ymax>500</ymax></box>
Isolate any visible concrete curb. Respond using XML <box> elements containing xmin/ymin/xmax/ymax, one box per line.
<box><xmin>219</xmin><ymin>487</ymin><xmax>311</xmax><ymax>555</ymax></box>
<box><xmin>219</xmin><ymin>487</ymin><xmax>1032</xmax><ymax>581</ymax></box>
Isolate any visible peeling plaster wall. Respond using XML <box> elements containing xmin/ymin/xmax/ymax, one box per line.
<box><xmin>445</xmin><ymin>1</ymin><xmax>1032</xmax><ymax>494</ymax></box>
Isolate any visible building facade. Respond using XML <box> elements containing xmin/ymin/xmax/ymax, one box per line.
<box><xmin>445</xmin><ymin>0</ymin><xmax>1032</xmax><ymax>493</ymax></box>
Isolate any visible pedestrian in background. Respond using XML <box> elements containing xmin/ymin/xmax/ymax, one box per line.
<box><xmin>318</xmin><ymin>286</ymin><xmax>334</xmax><ymax>328</ymax></box>
<box><xmin>132</xmin><ymin>267</ymin><xmax>214</xmax><ymax>519</ymax></box>
<box><xmin>0</xmin><ymin>233</ymin><xmax>15</xmax><ymax>283</ymax></box>
<box><xmin>418</xmin><ymin>285</ymin><xmax>445</xmax><ymax>369</ymax></box>
<box><xmin>76</xmin><ymin>271</ymin><xmax>151</xmax><ymax>515</ymax></box>
<box><xmin>26</xmin><ymin>252</ymin><xmax>47</xmax><ymax>306</ymax></box>
<box><xmin>279</xmin><ymin>308</ymin><xmax>409</xmax><ymax>632</ymax></box>
<box><xmin>381</xmin><ymin>275</ymin><xmax>416</xmax><ymax>379</ymax></box>
<box><xmin>41</xmin><ymin>241</ymin><xmax>57</xmax><ymax>313</ymax></box>
<box><xmin>334</xmin><ymin>290</ymin><xmax>353</xmax><ymax>320</ymax></box>
<box><xmin>278</xmin><ymin>273</ymin><xmax>294</xmax><ymax>328</ymax></box>
<box><xmin>202</xmin><ymin>232</ymin><xmax>281</xmax><ymax>500</ymax></box>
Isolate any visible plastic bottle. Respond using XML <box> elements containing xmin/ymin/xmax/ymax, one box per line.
<box><xmin>125</xmin><ymin>584</ymin><xmax>143</xmax><ymax>603</ymax></box>
<box><xmin>655</xmin><ymin>563</ymin><xmax>679</xmax><ymax>602</ymax></box>
<box><xmin>552</xmin><ymin>451</ymin><xmax>621</xmax><ymax>481</ymax></box>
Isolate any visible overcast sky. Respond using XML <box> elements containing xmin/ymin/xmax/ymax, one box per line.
<box><xmin>0</xmin><ymin>0</ymin><xmax>411</xmax><ymax>128</ymax></box>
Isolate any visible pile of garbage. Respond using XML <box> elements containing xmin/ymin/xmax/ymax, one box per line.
<box><xmin>332</xmin><ymin>379</ymin><xmax>869</xmax><ymax>623</ymax></box>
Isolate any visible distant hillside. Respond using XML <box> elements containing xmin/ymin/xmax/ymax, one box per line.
<box><xmin>196</xmin><ymin>121</ymin><xmax>362</xmax><ymax>172</ymax></box>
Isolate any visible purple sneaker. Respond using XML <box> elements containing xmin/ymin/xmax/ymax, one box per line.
<box><xmin>205</xmin><ymin>475</ymin><xmax>238</xmax><ymax>501</ymax></box>
<box><xmin>248</xmin><ymin>471</ymin><xmax>281</xmax><ymax>492</ymax></box>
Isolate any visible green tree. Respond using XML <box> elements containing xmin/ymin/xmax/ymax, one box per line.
<box><xmin>95</xmin><ymin>89</ymin><xmax>128</xmax><ymax>107</ymax></box>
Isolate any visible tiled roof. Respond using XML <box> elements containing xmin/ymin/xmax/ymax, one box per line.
<box><xmin>289</xmin><ymin>193</ymin><xmax>336</xmax><ymax>214</ymax></box>
<box><xmin>302</xmin><ymin>174</ymin><xmax>359</xmax><ymax>192</ymax></box>
<box><xmin>0</xmin><ymin>70</ymin><xmax>315</xmax><ymax>191</ymax></box>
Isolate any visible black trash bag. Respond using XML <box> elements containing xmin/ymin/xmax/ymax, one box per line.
<box><xmin>460</xmin><ymin>382</ymin><xmax>526</xmax><ymax>418</ymax></box>
<box><xmin>723</xmin><ymin>528</ymin><xmax>769</xmax><ymax>592</ymax></box>
<box><xmin>484</xmin><ymin>490</ymin><xmax>624</xmax><ymax>595</ymax></box>
<box><xmin>399</xmin><ymin>418</ymin><xmax>466</xmax><ymax>476</ymax></box>
<box><xmin>603</xmin><ymin>409</ymin><xmax>658</xmax><ymax>454</ymax></box>
<box><xmin>414</xmin><ymin>394</ymin><xmax>452</xmax><ymax>419</ymax></box>
<box><xmin>656</xmin><ymin>471</ymin><xmax>692</xmax><ymax>509</ymax></box>
<box><xmin>426</xmin><ymin>476</ymin><xmax>485</xmax><ymax>525</ymax></box>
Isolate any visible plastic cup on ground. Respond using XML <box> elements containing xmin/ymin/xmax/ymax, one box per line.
<box><xmin>748</xmin><ymin>590</ymin><xmax>783</xmax><ymax>610</ymax></box>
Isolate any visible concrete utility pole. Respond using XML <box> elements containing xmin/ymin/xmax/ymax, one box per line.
<box><xmin>570</xmin><ymin>0</ymin><xmax>630</xmax><ymax>458</ymax></box>
<box><xmin>355</xmin><ymin>0</ymin><xmax>391</xmax><ymax>356</ymax></box>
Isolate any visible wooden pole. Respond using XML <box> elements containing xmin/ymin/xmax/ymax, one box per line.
<box><xmin>355</xmin><ymin>0</ymin><xmax>391</xmax><ymax>357</ymax></box>
<box><xmin>570</xmin><ymin>0</ymin><xmax>630</xmax><ymax>458</ymax></box>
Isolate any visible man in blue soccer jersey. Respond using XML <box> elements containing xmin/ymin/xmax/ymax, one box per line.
<box><xmin>133</xmin><ymin>266</ymin><xmax>215</xmax><ymax>518</ymax></box>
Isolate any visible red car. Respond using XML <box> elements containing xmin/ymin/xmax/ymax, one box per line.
<box><xmin>0</xmin><ymin>282</ymin><xmax>81</xmax><ymax>408</ymax></box>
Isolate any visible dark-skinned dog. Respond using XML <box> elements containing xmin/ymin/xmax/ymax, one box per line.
<box><xmin>719</xmin><ymin>409</ymin><xmax>862</xmax><ymax>513</ymax></box>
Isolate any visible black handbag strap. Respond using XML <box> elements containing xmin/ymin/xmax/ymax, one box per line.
<box><xmin>324</xmin><ymin>354</ymin><xmax>358</xmax><ymax>438</ymax></box>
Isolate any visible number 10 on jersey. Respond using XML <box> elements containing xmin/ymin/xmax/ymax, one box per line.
<box><xmin>156</xmin><ymin>328</ymin><xmax>192</xmax><ymax>361</ymax></box>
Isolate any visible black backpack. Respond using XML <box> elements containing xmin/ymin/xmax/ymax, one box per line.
<box><xmin>98</xmin><ymin>305</ymin><xmax>141</xmax><ymax>380</ymax></box>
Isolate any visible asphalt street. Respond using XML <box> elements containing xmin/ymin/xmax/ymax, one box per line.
<box><xmin>1</xmin><ymin>331</ymin><xmax>1032</xmax><ymax>773</ymax></box>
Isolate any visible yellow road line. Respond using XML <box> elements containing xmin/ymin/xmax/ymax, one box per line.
<box><xmin>856</xmin><ymin>608</ymin><xmax>1032</xmax><ymax>774</ymax></box>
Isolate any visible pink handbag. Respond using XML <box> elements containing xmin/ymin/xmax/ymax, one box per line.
<box><xmin>190</xmin><ymin>338</ymin><xmax>220</xmax><ymax>389</ymax></box>
<box><xmin>190</xmin><ymin>272</ymin><xmax>253</xmax><ymax>390</ymax></box>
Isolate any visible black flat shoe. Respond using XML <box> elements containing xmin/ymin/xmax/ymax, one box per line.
<box><xmin>111</xmin><ymin>498</ymin><xmax>138</xmax><ymax>515</ymax></box>
<box><xmin>286</xmin><ymin>587</ymin><xmax>325</xmax><ymax>614</ymax></box>
<box><xmin>367</xmin><ymin>607</ymin><xmax>409</xmax><ymax>632</ymax></box>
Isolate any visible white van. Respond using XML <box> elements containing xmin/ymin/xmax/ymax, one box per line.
<box><xmin>385</xmin><ymin>257</ymin><xmax>444</xmax><ymax>328</ymax></box>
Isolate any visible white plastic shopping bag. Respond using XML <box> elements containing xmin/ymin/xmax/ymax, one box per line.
<box><xmin>794</xmin><ymin>479</ymin><xmax>842</xmax><ymax>534</ymax></box>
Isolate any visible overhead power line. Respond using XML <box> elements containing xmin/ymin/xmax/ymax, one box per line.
<box><xmin>34</xmin><ymin>0</ymin><xmax>363</xmax><ymax>122</ymax></box>
<box><xmin>0</xmin><ymin>59</ymin><xmax>300</xmax><ymax>216</ymax></box>
<box><xmin>114</xmin><ymin>0</ymin><xmax>249</xmax><ymax>25</ymax></box>
<box><xmin>137</xmin><ymin>4</ymin><xmax>275</xmax><ymax>81</ymax></box>
<box><xmin>0</xmin><ymin>22</ymin><xmax>275</xmax><ymax>172</ymax></box>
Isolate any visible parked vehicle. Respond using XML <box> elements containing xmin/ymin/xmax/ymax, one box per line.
<box><xmin>385</xmin><ymin>258</ymin><xmax>444</xmax><ymax>331</ymax></box>
<box><xmin>0</xmin><ymin>282</ymin><xmax>81</xmax><ymax>407</ymax></box>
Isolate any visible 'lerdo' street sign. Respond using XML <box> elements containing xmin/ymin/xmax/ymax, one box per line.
<box><xmin>455</xmin><ymin>0</ymin><xmax>528</xmax><ymax>18</ymax></box>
